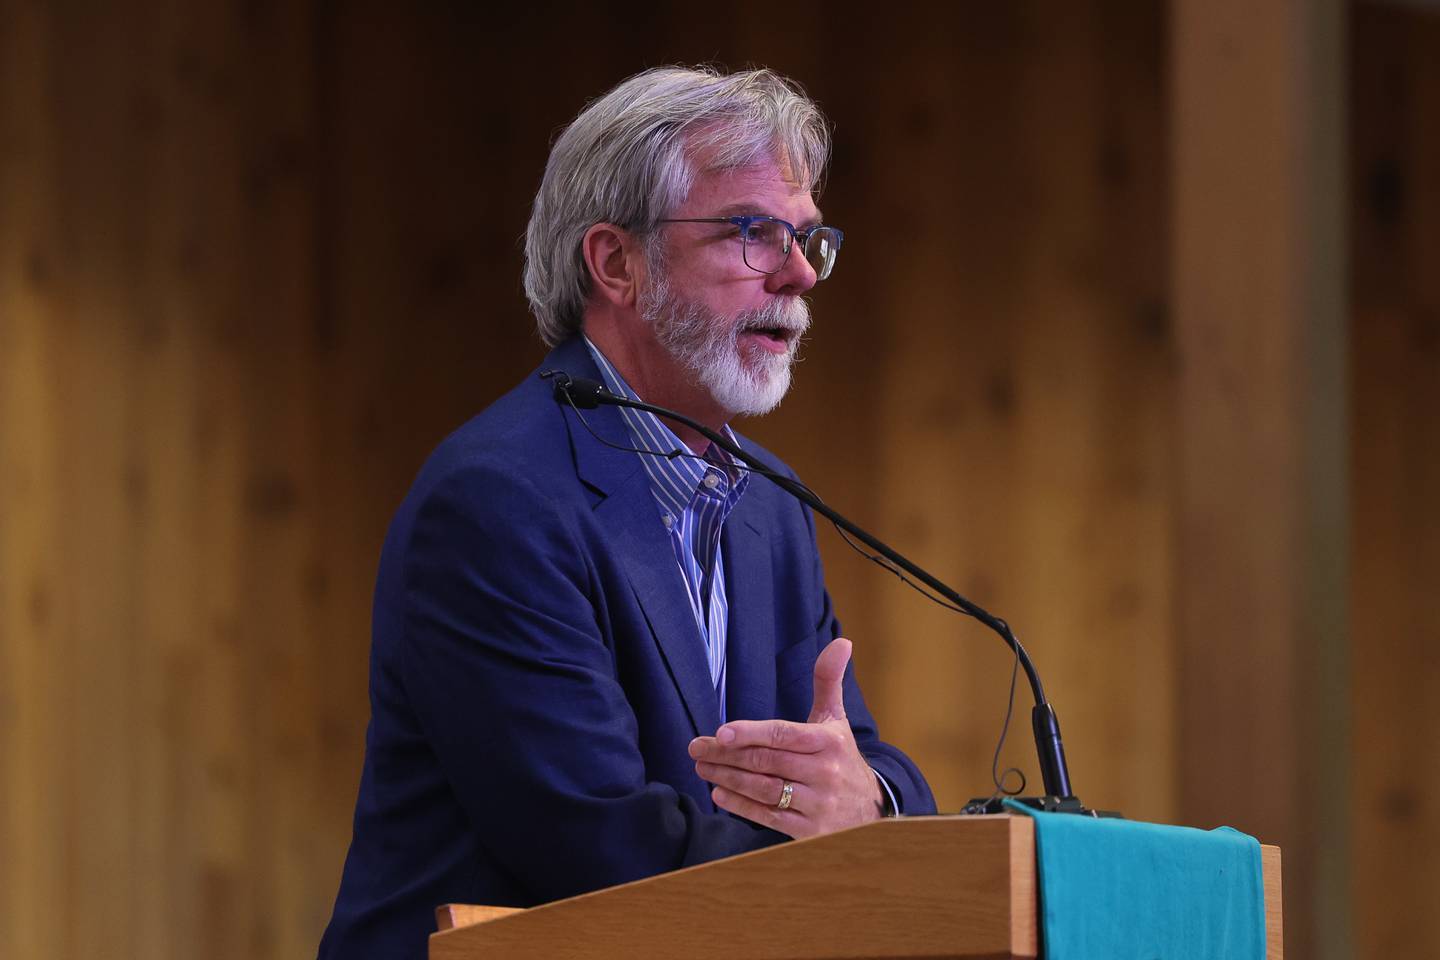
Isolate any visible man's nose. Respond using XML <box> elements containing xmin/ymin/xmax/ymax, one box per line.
<box><xmin>765</xmin><ymin>241</ymin><xmax>819</xmax><ymax>296</ymax></box>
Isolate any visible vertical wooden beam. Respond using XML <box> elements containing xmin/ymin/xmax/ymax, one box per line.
<box><xmin>0</xmin><ymin>5</ymin><xmax>65</xmax><ymax>959</ymax></box>
<box><xmin>1350</xmin><ymin>7</ymin><xmax>1440</xmax><ymax>958</ymax></box>
<box><xmin>1171</xmin><ymin>3</ymin><xmax>1349</xmax><ymax>959</ymax></box>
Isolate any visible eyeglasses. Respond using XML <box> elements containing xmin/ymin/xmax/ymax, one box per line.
<box><xmin>656</xmin><ymin>215</ymin><xmax>844</xmax><ymax>281</ymax></box>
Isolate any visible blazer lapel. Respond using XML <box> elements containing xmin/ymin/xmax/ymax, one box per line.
<box><xmin>594</xmin><ymin>484</ymin><xmax>722</xmax><ymax>739</ymax></box>
<box><xmin>721</xmin><ymin>501</ymin><xmax>775</xmax><ymax>723</ymax></box>
<box><xmin>548</xmin><ymin>339</ymin><xmax>722</xmax><ymax>739</ymax></box>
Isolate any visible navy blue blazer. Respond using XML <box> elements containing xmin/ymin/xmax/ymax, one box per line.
<box><xmin>319</xmin><ymin>337</ymin><xmax>935</xmax><ymax>958</ymax></box>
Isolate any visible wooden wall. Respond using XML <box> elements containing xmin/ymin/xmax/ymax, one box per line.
<box><xmin>0</xmin><ymin>2</ymin><xmax>1434</xmax><ymax>958</ymax></box>
<box><xmin>1350</xmin><ymin>6</ymin><xmax>1440</xmax><ymax>958</ymax></box>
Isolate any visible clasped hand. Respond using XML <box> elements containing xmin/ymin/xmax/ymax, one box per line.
<box><xmin>688</xmin><ymin>637</ymin><xmax>885</xmax><ymax>839</ymax></box>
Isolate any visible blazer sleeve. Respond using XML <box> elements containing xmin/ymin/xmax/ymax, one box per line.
<box><xmin>396</xmin><ymin>463</ymin><xmax>784</xmax><ymax>905</ymax></box>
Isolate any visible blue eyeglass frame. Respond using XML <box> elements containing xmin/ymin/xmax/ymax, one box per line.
<box><xmin>656</xmin><ymin>215</ymin><xmax>845</xmax><ymax>280</ymax></box>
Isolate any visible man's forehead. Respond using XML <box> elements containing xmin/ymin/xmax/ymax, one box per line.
<box><xmin>686</xmin><ymin>161</ymin><xmax>822</xmax><ymax>220</ymax></box>
<box><xmin>709</xmin><ymin>157</ymin><xmax>809</xmax><ymax>192</ymax></box>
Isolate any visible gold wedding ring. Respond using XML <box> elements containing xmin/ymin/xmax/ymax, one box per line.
<box><xmin>776</xmin><ymin>781</ymin><xmax>794</xmax><ymax>810</ymax></box>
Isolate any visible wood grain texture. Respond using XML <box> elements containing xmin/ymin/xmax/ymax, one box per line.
<box><xmin>1350</xmin><ymin>7</ymin><xmax>1440</xmax><ymax>960</ymax></box>
<box><xmin>1</xmin><ymin>2</ymin><xmax>1432</xmax><ymax>958</ymax></box>
<box><xmin>435</xmin><ymin>905</ymin><xmax>523</xmax><ymax>932</ymax></box>
<box><xmin>1266</xmin><ymin>845</ymin><xmax>1285</xmax><ymax>960</ymax></box>
<box><xmin>430</xmin><ymin>816</ymin><xmax>1038</xmax><ymax>960</ymax></box>
<box><xmin>1171</xmin><ymin>3</ymin><xmax>1348</xmax><ymax>959</ymax></box>
<box><xmin>0</xmin><ymin>8</ymin><xmax>1176</xmax><ymax>958</ymax></box>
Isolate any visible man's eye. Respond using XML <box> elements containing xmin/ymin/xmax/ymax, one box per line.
<box><xmin>739</xmin><ymin>221</ymin><xmax>778</xmax><ymax>243</ymax></box>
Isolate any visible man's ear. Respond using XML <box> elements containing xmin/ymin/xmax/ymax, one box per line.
<box><xmin>582</xmin><ymin>223</ymin><xmax>646</xmax><ymax>310</ymax></box>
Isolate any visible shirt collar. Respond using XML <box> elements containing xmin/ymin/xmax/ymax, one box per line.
<box><xmin>582</xmin><ymin>337</ymin><xmax>750</xmax><ymax>516</ymax></box>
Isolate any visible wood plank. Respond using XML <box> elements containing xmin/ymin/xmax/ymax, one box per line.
<box><xmin>430</xmin><ymin>816</ymin><xmax>1036</xmax><ymax>960</ymax></box>
<box><xmin>1171</xmin><ymin>3</ymin><xmax>1348</xmax><ymax>959</ymax></box>
<box><xmin>0</xmin><ymin>6</ymin><xmax>66</xmax><ymax>959</ymax></box>
<box><xmin>1264</xmin><ymin>845</ymin><xmax>1284</xmax><ymax>960</ymax></box>
<box><xmin>1007</xmin><ymin>814</ymin><xmax>1038</xmax><ymax>956</ymax></box>
<box><xmin>434</xmin><ymin>905</ymin><xmax>524</xmax><ymax>932</ymax></box>
<box><xmin>1349</xmin><ymin>9</ymin><xmax>1440</xmax><ymax>959</ymax></box>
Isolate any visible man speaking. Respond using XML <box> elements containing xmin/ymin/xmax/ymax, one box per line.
<box><xmin>319</xmin><ymin>65</ymin><xmax>935</xmax><ymax>959</ymax></box>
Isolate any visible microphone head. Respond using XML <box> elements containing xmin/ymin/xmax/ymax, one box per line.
<box><xmin>542</xmin><ymin>370</ymin><xmax>609</xmax><ymax>410</ymax></box>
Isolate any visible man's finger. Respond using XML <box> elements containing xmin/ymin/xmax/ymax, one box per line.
<box><xmin>808</xmin><ymin>637</ymin><xmax>852</xmax><ymax>723</ymax></box>
<box><xmin>691</xmin><ymin>719</ymin><xmax>829</xmax><ymax>756</ymax></box>
<box><xmin>710</xmin><ymin>786</ymin><xmax>812</xmax><ymax>839</ymax></box>
<box><xmin>692</xmin><ymin>746</ymin><xmax>825</xmax><ymax>781</ymax></box>
<box><xmin>694</xmin><ymin>760</ymin><xmax>804</xmax><ymax>811</ymax></box>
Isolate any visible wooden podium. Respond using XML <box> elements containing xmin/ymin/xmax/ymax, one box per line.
<box><xmin>430</xmin><ymin>814</ymin><xmax>1283</xmax><ymax>959</ymax></box>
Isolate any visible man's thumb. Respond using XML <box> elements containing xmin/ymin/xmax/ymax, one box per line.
<box><xmin>808</xmin><ymin>637</ymin><xmax>851</xmax><ymax>723</ymax></box>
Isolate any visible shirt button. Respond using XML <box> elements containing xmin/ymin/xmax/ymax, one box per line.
<box><xmin>703</xmin><ymin>473</ymin><xmax>720</xmax><ymax>489</ymax></box>
<box><xmin>662</xmin><ymin>514</ymin><xmax>674</xmax><ymax>530</ymax></box>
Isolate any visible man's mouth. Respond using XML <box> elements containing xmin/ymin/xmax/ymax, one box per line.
<box><xmin>739</xmin><ymin>324</ymin><xmax>797</xmax><ymax>354</ymax></box>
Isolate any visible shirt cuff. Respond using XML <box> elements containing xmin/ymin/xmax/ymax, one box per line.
<box><xmin>871</xmin><ymin>767</ymin><xmax>901</xmax><ymax>817</ymax></box>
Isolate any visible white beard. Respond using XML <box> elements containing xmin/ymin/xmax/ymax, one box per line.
<box><xmin>640</xmin><ymin>272</ymin><xmax>811</xmax><ymax>418</ymax></box>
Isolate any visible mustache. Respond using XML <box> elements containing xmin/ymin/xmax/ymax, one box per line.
<box><xmin>735</xmin><ymin>297</ymin><xmax>812</xmax><ymax>335</ymax></box>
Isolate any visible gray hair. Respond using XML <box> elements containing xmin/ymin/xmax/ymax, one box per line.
<box><xmin>523</xmin><ymin>65</ymin><xmax>831</xmax><ymax>346</ymax></box>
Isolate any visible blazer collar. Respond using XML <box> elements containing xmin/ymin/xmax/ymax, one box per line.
<box><xmin>539</xmin><ymin>337</ymin><xmax>644</xmax><ymax>499</ymax></box>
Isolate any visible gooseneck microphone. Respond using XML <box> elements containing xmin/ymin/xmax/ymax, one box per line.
<box><xmin>544</xmin><ymin>369</ymin><xmax>1096</xmax><ymax>814</ymax></box>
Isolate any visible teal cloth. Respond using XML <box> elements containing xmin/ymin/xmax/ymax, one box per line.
<box><xmin>1003</xmin><ymin>799</ymin><xmax>1265</xmax><ymax>960</ymax></box>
